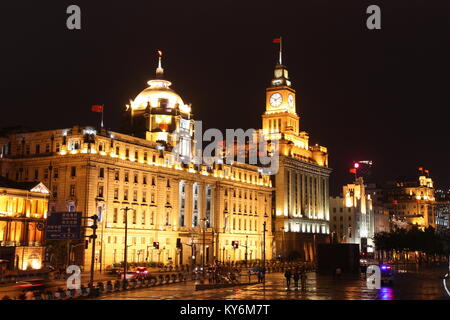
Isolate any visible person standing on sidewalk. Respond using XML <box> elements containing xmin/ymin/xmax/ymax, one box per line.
<box><xmin>300</xmin><ymin>267</ymin><xmax>307</xmax><ymax>291</ymax></box>
<box><xmin>284</xmin><ymin>268</ymin><xmax>292</xmax><ymax>289</ymax></box>
<box><xmin>293</xmin><ymin>269</ymin><xmax>300</xmax><ymax>290</ymax></box>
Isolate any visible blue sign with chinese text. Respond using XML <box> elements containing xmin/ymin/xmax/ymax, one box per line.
<box><xmin>45</xmin><ymin>211</ymin><xmax>82</xmax><ymax>240</ymax></box>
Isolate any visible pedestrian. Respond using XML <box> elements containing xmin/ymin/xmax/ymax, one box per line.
<box><xmin>25</xmin><ymin>290</ymin><xmax>34</xmax><ymax>300</ymax></box>
<box><xmin>293</xmin><ymin>270</ymin><xmax>300</xmax><ymax>289</ymax></box>
<box><xmin>300</xmin><ymin>268</ymin><xmax>307</xmax><ymax>291</ymax></box>
<box><xmin>335</xmin><ymin>267</ymin><xmax>342</xmax><ymax>279</ymax></box>
<box><xmin>284</xmin><ymin>268</ymin><xmax>292</xmax><ymax>289</ymax></box>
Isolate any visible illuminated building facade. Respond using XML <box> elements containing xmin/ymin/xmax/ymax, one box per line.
<box><xmin>384</xmin><ymin>170</ymin><xmax>436</xmax><ymax>230</ymax></box>
<box><xmin>435</xmin><ymin>189</ymin><xmax>450</xmax><ymax>231</ymax></box>
<box><xmin>0</xmin><ymin>55</ymin><xmax>273</xmax><ymax>270</ymax></box>
<box><xmin>329</xmin><ymin>177</ymin><xmax>375</xmax><ymax>253</ymax></box>
<box><xmin>261</xmin><ymin>57</ymin><xmax>332</xmax><ymax>261</ymax></box>
<box><xmin>0</xmin><ymin>177</ymin><xmax>49</xmax><ymax>270</ymax></box>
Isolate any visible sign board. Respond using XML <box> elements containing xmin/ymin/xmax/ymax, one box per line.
<box><xmin>45</xmin><ymin>211</ymin><xmax>82</xmax><ymax>240</ymax></box>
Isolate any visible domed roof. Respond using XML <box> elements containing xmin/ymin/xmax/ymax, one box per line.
<box><xmin>131</xmin><ymin>79</ymin><xmax>185</xmax><ymax>110</ymax></box>
<box><xmin>130</xmin><ymin>51</ymin><xmax>190</xmax><ymax>113</ymax></box>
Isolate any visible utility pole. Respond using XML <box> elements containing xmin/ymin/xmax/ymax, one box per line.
<box><xmin>263</xmin><ymin>221</ymin><xmax>266</xmax><ymax>285</ymax></box>
<box><xmin>88</xmin><ymin>214</ymin><xmax>98</xmax><ymax>285</ymax></box>
<box><xmin>121</xmin><ymin>207</ymin><xmax>133</xmax><ymax>278</ymax></box>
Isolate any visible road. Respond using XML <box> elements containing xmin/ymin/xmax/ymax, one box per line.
<box><xmin>99</xmin><ymin>265</ymin><xmax>450</xmax><ymax>300</ymax></box>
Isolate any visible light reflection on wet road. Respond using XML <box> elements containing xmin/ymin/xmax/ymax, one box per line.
<box><xmin>100</xmin><ymin>265</ymin><xmax>450</xmax><ymax>300</ymax></box>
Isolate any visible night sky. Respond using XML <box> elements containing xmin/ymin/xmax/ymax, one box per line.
<box><xmin>1</xmin><ymin>0</ymin><xmax>450</xmax><ymax>195</ymax></box>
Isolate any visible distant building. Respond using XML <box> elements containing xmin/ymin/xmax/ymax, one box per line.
<box><xmin>383</xmin><ymin>170</ymin><xmax>436</xmax><ymax>230</ymax></box>
<box><xmin>329</xmin><ymin>177</ymin><xmax>374</xmax><ymax>253</ymax></box>
<box><xmin>366</xmin><ymin>183</ymin><xmax>390</xmax><ymax>233</ymax></box>
<box><xmin>0</xmin><ymin>177</ymin><xmax>49</xmax><ymax>270</ymax></box>
<box><xmin>435</xmin><ymin>189</ymin><xmax>450</xmax><ymax>231</ymax></box>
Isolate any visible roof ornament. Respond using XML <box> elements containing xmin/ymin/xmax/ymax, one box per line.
<box><xmin>156</xmin><ymin>50</ymin><xmax>164</xmax><ymax>78</ymax></box>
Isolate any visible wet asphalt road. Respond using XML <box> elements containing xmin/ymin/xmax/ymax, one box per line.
<box><xmin>99</xmin><ymin>265</ymin><xmax>450</xmax><ymax>300</ymax></box>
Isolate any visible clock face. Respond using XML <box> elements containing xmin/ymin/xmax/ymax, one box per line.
<box><xmin>270</xmin><ymin>93</ymin><xmax>282</xmax><ymax>107</ymax></box>
<box><xmin>288</xmin><ymin>94</ymin><xmax>294</xmax><ymax>107</ymax></box>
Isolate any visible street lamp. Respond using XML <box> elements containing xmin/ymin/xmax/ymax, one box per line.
<box><xmin>120</xmin><ymin>206</ymin><xmax>134</xmax><ymax>278</ymax></box>
<box><xmin>245</xmin><ymin>235</ymin><xmax>248</xmax><ymax>266</ymax></box>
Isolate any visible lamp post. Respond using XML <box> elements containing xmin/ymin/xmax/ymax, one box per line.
<box><xmin>120</xmin><ymin>206</ymin><xmax>134</xmax><ymax>278</ymax></box>
<box><xmin>245</xmin><ymin>235</ymin><xmax>248</xmax><ymax>266</ymax></box>
<box><xmin>280</xmin><ymin>227</ymin><xmax>285</xmax><ymax>262</ymax></box>
<box><xmin>200</xmin><ymin>217</ymin><xmax>208</xmax><ymax>279</ymax></box>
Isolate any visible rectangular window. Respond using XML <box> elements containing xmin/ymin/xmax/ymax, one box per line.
<box><xmin>124</xmin><ymin>172</ymin><xmax>129</xmax><ymax>182</ymax></box>
<box><xmin>144</xmin><ymin>152</ymin><xmax>148</xmax><ymax>161</ymax></box>
<box><xmin>45</xmin><ymin>144</ymin><xmax>50</xmax><ymax>153</ymax></box>
<box><xmin>124</xmin><ymin>189</ymin><xmax>128</xmax><ymax>201</ymax></box>
<box><xmin>99</xmin><ymin>168</ymin><xmax>104</xmax><ymax>178</ymax></box>
<box><xmin>44</xmin><ymin>168</ymin><xmax>49</xmax><ymax>179</ymax></box>
<box><xmin>142</xmin><ymin>191</ymin><xmax>147</xmax><ymax>203</ymax></box>
<box><xmin>53</xmin><ymin>168</ymin><xmax>59</xmax><ymax>178</ymax></box>
<box><xmin>71</xmin><ymin>166</ymin><xmax>76</xmax><ymax>177</ymax></box>
<box><xmin>135</xmin><ymin>151</ymin><xmax>138</xmax><ymax>161</ymax></box>
<box><xmin>134</xmin><ymin>173</ymin><xmax>138</xmax><ymax>184</ymax></box>
<box><xmin>35</xmin><ymin>144</ymin><xmax>40</xmax><ymax>154</ymax></box>
<box><xmin>115</xmin><ymin>171</ymin><xmax>119</xmax><ymax>181</ymax></box>
<box><xmin>141</xmin><ymin>210</ymin><xmax>146</xmax><ymax>225</ymax></box>
<box><xmin>143</xmin><ymin>175</ymin><xmax>147</xmax><ymax>185</ymax></box>
<box><xmin>114</xmin><ymin>188</ymin><xmax>119</xmax><ymax>200</ymax></box>
<box><xmin>133</xmin><ymin>190</ymin><xmax>138</xmax><ymax>202</ymax></box>
<box><xmin>113</xmin><ymin>208</ymin><xmax>118</xmax><ymax>223</ymax></box>
<box><xmin>52</xmin><ymin>186</ymin><xmax>58</xmax><ymax>199</ymax></box>
<box><xmin>132</xmin><ymin>211</ymin><xmax>137</xmax><ymax>224</ymax></box>
<box><xmin>34</xmin><ymin>168</ymin><xmax>39</xmax><ymax>179</ymax></box>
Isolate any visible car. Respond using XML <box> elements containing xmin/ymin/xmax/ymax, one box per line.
<box><xmin>135</xmin><ymin>267</ymin><xmax>149</xmax><ymax>279</ymax></box>
<box><xmin>119</xmin><ymin>272</ymin><xmax>137</xmax><ymax>280</ymax></box>
<box><xmin>15</xmin><ymin>279</ymin><xmax>50</xmax><ymax>291</ymax></box>
<box><xmin>380</xmin><ymin>264</ymin><xmax>394</xmax><ymax>285</ymax></box>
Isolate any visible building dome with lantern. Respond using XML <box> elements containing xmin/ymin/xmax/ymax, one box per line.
<box><xmin>124</xmin><ymin>51</ymin><xmax>194</xmax><ymax>160</ymax></box>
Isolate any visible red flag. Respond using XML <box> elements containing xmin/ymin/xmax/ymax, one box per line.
<box><xmin>272</xmin><ymin>37</ymin><xmax>281</xmax><ymax>44</ymax></box>
<box><xmin>349</xmin><ymin>168</ymin><xmax>356</xmax><ymax>174</ymax></box>
<box><xmin>91</xmin><ymin>105</ymin><xmax>103</xmax><ymax>113</ymax></box>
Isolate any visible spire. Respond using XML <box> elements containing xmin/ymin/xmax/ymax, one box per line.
<box><xmin>156</xmin><ymin>50</ymin><xmax>164</xmax><ymax>78</ymax></box>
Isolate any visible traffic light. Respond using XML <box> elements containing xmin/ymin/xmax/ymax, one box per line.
<box><xmin>153</xmin><ymin>241</ymin><xmax>159</xmax><ymax>249</ymax></box>
<box><xmin>231</xmin><ymin>240</ymin><xmax>239</xmax><ymax>249</ymax></box>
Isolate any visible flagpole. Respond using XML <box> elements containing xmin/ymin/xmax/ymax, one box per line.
<box><xmin>101</xmin><ymin>104</ymin><xmax>104</xmax><ymax>128</ymax></box>
<box><xmin>279</xmin><ymin>36</ymin><xmax>282</xmax><ymax>65</ymax></box>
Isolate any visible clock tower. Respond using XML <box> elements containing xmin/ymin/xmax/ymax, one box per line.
<box><xmin>263</xmin><ymin>62</ymin><xmax>300</xmax><ymax>136</ymax></box>
<box><xmin>261</xmin><ymin>39</ymin><xmax>331</xmax><ymax>264</ymax></box>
